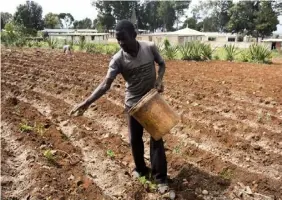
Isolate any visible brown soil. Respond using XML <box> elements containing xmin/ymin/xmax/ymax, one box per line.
<box><xmin>1</xmin><ymin>48</ymin><xmax>282</xmax><ymax>200</ymax></box>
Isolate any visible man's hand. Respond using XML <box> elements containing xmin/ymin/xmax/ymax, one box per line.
<box><xmin>155</xmin><ymin>79</ymin><xmax>164</xmax><ymax>93</ymax></box>
<box><xmin>70</xmin><ymin>101</ymin><xmax>90</xmax><ymax>116</ymax></box>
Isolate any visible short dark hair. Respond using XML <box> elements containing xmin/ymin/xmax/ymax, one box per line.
<box><xmin>115</xmin><ymin>20</ymin><xmax>136</xmax><ymax>37</ymax></box>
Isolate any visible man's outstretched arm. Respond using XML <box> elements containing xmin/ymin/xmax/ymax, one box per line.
<box><xmin>70</xmin><ymin>77</ymin><xmax>114</xmax><ymax>115</ymax></box>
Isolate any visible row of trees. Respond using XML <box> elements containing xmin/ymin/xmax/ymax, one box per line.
<box><xmin>1</xmin><ymin>1</ymin><xmax>95</xmax><ymax>36</ymax></box>
<box><xmin>1</xmin><ymin>0</ymin><xmax>281</xmax><ymax>38</ymax></box>
<box><xmin>93</xmin><ymin>0</ymin><xmax>280</xmax><ymax>39</ymax></box>
<box><xmin>183</xmin><ymin>0</ymin><xmax>280</xmax><ymax>40</ymax></box>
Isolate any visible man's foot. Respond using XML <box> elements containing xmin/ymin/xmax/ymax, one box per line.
<box><xmin>157</xmin><ymin>183</ymin><xmax>169</xmax><ymax>194</ymax></box>
<box><xmin>132</xmin><ymin>167</ymin><xmax>150</xmax><ymax>179</ymax></box>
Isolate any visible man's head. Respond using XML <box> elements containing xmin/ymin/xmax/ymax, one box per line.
<box><xmin>115</xmin><ymin>20</ymin><xmax>137</xmax><ymax>53</ymax></box>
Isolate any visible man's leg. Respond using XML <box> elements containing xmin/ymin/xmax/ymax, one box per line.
<box><xmin>128</xmin><ymin>115</ymin><xmax>148</xmax><ymax>174</ymax></box>
<box><xmin>150</xmin><ymin>137</ymin><xmax>167</xmax><ymax>183</ymax></box>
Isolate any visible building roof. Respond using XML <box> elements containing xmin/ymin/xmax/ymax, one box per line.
<box><xmin>203</xmin><ymin>32</ymin><xmax>237</xmax><ymax>37</ymax></box>
<box><xmin>43</xmin><ymin>29</ymin><xmax>98</xmax><ymax>33</ymax></box>
<box><xmin>171</xmin><ymin>28</ymin><xmax>204</xmax><ymax>36</ymax></box>
<box><xmin>262</xmin><ymin>38</ymin><xmax>282</xmax><ymax>42</ymax></box>
<box><xmin>141</xmin><ymin>28</ymin><xmax>204</xmax><ymax>36</ymax></box>
<box><xmin>49</xmin><ymin>33</ymin><xmax>109</xmax><ymax>36</ymax></box>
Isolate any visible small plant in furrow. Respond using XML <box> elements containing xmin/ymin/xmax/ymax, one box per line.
<box><xmin>219</xmin><ymin>167</ymin><xmax>233</xmax><ymax>180</ymax></box>
<box><xmin>173</xmin><ymin>142</ymin><xmax>183</xmax><ymax>154</ymax></box>
<box><xmin>138</xmin><ymin>176</ymin><xmax>157</xmax><ymax>191</ymax></box>
<box><xmin>34</xmin><ymin>122</ymin><xmax>46</xmax><ymax>136</ymax></box>
<box><xmin>106</xmin><ymin>149</ymin><xmax>115</xmax><ymax>158</ymax></box>
<box><xmin>43</xmin><ymin>149</ymin><xmax>56</xmax><ymax>163</ymax></box>
<box><xmin>19</xmin><ymin>121</ymin><xmax>33</xmax><ymax>133</ymax></box>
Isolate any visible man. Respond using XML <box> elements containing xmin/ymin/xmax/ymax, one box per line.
<box><xmin>63</xmin><ymin>44</ymin><xmax>71</xmax><ymax>54</ymax></box>
<box><xmin>70</xmin><ymin>20</ymin><xmax>168</xmax><ymax>194</ymax></box>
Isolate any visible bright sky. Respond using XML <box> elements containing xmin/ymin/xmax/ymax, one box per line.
<box><xmin>1</xmin><ymin>0</ymin><xmax>98</xmax><ymax>20</ymax></box>
<box><xmin>1</xmin><ymin>0</ymin><xmax>281</xmax><ymax>33</ymax></box>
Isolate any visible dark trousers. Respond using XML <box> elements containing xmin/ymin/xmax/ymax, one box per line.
<box><xmin>128</xmin><ymin>114</ymin><xmax>167</xmax><ymax>183</ymax></box>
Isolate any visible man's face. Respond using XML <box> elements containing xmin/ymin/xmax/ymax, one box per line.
<box><xmin>115</xmin><ymin>30</ymin><xmax>135</xmax><ymax>53</ymax></box>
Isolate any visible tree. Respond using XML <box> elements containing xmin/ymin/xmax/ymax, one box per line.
<box><xmin>73</xmin><ymin>18</ymin><xmax>92</xmax><ymax>29</ymax></box>
<box><xmin>192</xmin><ymin>0</ymin><xmax>233</xmax><ymax>32</ymax></box>
<box><xmin>92</xmin><ymin>0</ymin><xmax>190</xmax><ymax>32</ymax></box>
<box><xmin>255</xmin><ymin>1</ymin><xmax>279</xmax><ymax>39</ymax></box>
<box><xmin>58</xmin><ymin>13</ymin><xmax>74</xmax><ymax>28</ymax></box>
<box><xmin>13</xmin><ymin>1</ymin><xmax>44</xmax><ymax>35</ymax></box>
<box><xmin>44</xmin><ymin>13</ymin><xmax>60</xmax><ymax>29</ymax></box>
<box><xmin>1</xmin><ymin>12</ymin><xmax>13</xmax><ymax>30</ymax></box>
<box><xmin>228</xmin><ymin>1</ymin><xmax>278</xmax><ymax>41</ymax></box>
<box><xmin>227</xmin><ymin>1</ymin><xmax>259</xmax><ymax>35</ymax></box>
<box><xmin>181</xmin><ymin>17</ymin><xmax>197</xmax><ymax>29</ymax></box>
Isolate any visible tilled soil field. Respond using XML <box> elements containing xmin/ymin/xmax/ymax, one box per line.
<box><xmin>1</xmin><ymin>48</ymin><xmax>282</xmax><ymax>200</ymax></box>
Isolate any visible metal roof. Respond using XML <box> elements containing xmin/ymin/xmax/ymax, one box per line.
<box><xmin>49</xmin><ymin>33</ymin><xmax>109</xmax><ymax>36</ymax></box>
<box><xmin>262</xmin><ymin>38</ymin><xmax>282</xmax><ymax>42</ymax></box>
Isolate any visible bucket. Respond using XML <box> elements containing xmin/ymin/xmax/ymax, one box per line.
<box><xmin>129</xmin><ymin>89</ymin><xmax>180</xmax><ymax>141</ymax></box>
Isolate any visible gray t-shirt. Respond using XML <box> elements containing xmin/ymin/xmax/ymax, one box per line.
<box><xmin>106</xmin><ymin>41</ymin><xmax>164</xmax><ymax>107</ymax></box>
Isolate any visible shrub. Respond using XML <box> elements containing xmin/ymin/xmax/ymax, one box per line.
<box><xmin>164</xmin><ymin>45</ymin><xmax>178</xmax><ymax>60</ymax></box>
<box><xmin>213</xmin><ymin>55</ymin><xmax>220</xmax><ymax>60</ymax></box>
<box><xmin>201</xmin><ymin>43</ymin><xmax>213</xmax><ymax>60</ymax></box>
<box><xmin>78</xmin><ymin>36</ymin><xmax>86</xmax><ymax>50</ymax></box>
<box><xmin>179</xmin><ymin>42</ymin><xmax>193</xmax><ymax>60</ymax></box>
<box><xmin>46</xmin><ymin>38</ymin><xmax>57</xmax><ymax>49</ymax></box>
<box><xmin>239</xmin><ymin>49</ymin><xmax>250</xmax><ymax>62</ymax></box>
<box><xmin>179</xmin><ymin>41</ymin><xmax>210</xmax><ymax>61</ymax></box>
<box><xmin>224</xmin><ymin>44</ymin><xmax>238</xmax><ymax>61</ymax></box>
<box><xmin>248</xmin><ymin>44</ymin><xmax>272</xmax><ymax>64</ymax></box>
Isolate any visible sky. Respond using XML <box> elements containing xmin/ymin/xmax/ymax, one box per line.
<box><xmin>1</xmin><ymin>0</ymin><xmax>98</xmax><ymax>20</ymax></box>
<box><xmin>1</xmin><ymin>0</ymin><xmax>281</xmax><ymax>33</ymax></box>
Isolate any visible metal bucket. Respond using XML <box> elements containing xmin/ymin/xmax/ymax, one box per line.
<box><xmin>129</xmin><ymin>89</ymin><xmax>180</xmax><ymax>140</ymax></box>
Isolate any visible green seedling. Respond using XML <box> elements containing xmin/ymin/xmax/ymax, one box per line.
<box><xmin>138</xmin><ymin>176</ymin><xmax>157</xmax><ymax>191</ymax></box>
<box><xmin>34</xmin><ymin>122</ymin><xmax>46</xmax><ymax>136</ymax></box>
<box><xmin>219</xmin><ymin>168</ymin><xmax>233</xmax><ymax>180</ymax></box>
<box><xmin>19</xmin><ymin>122</ymin><xmax>33</xmax><ymax>133</ymax></box>
<box><xmin>43</xmin><ymin>149</ymin><xmax>55</xmax><ymax>162</ymax></box>
<box><xmin>106</xmin><ymin>150</ymin><xmax>115</xmax><ymax>158</ymax></box>
<box><xmin>173</xmin><ymin>142</ymin><xmax>184</xmax><ymax>154</ymax></box>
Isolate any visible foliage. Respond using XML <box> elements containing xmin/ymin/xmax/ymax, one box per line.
<box><xmin>58</xmin><ymin>13</ymin><xmax>74</xmax><ymax>28</ymax></box>
<box><xmin>181</xmin><ymin>17</ymin><xmax>197</xmax><ymax>29</ymax></box>
<box><xmin>78</xmin><ymin>36</ymin><xmax>86</xmax><ymax>50</ymax></box>
<box><xmin>254</xmin><ymin>1</ymin><xmax>279</xmax><ymax>39</ymax></box>
<box><xmin>19</xmin><ymin>122</ymin><xmax>33</xmax><ymax>133</ymax></box>
<box><xmin>138</xmin><ymin>176</ymin><xmax>157</xmax><ymax>191</ymax></box>
<box><xmin>248</xmin><ymin>44</ymin><xmax>272</xmax><ymax>64</ymax></box>
<box><xmin>43</xmin><ymin>149</ymin><xmax>55</xmax><ymax>162</ymax></box>
<box><xmin>219</xmin><ymin>168</ymin><xmax>233</xmax><ymax>180</ymax></box>
<box><xmin>178</xmin><ymin>41</ymin><xmax>212</xmax><ymax>61</ymax></box>
<box><xmin>201</xmin><ymin>43</ymin><xmax>213</xmax><ymax>60</ymax></box>
<box><xmin>227</xmin><ymin>1</ymin><xmax>278</xmax><ymax>40</ymax></box>
<box><xmin>44</xmin><ymin>13</ymin><xmax>60</xmax><ymax>29</ymax></box>
<box><xmin>13</xmin><ymin>1</ymin><xmax>44</xmax><ymax>36</ymax></box>
<box><xmin>224</xmin><ymin>44</ymin><xmax>238</xmax><ymax>61</ymax></box>
<box><xmin>46</xmin><ymin>38</ymin><xmax>58</xmax><ymax>49</ymax></box>
<box><xmin>163</xmin><ymin>39</ymin><xmax>178</xmax><ymax>60</ymax></box>
<box><xmin>1</xmin><ymin>22</ymin><xmax>27</xmax><ymax>47</ymax></box>
<box><xmin>73</xmin><ymin>18</ymin><xmax>92</xmax><ymax>29</ymax></box>
<box><xmin>191</xmin><ymin>0</ymin><xmax>233</xmax><ymax>32</ymax></box>
<box><xmin>92</xmin><ymin>0</ymin><xmax>190</xmax><ymax>31</ymax></box>
<box><xmin>239</xmin><ymin>50</ymin><xmax>250</xmax><ymax>62</ymax></box>
<box><xmin>106</xmin><ymin>150</ymin><xmax>115</xmax><ymax>158</ymax></box>
<box><xmin>1</xmin><ymin>12</ymin><xmax>13</xmax><ymax>30</ymax></box>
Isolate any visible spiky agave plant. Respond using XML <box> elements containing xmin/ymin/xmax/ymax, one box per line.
<box><xmin>224</xmin><ymin>44</ymin><xmax>238</xmax><ymax>61</ymax></box>
<box><xmin>248</xmin><ymin>44</ymin><xmax>272</xmax><ymax>64</ymax></box>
